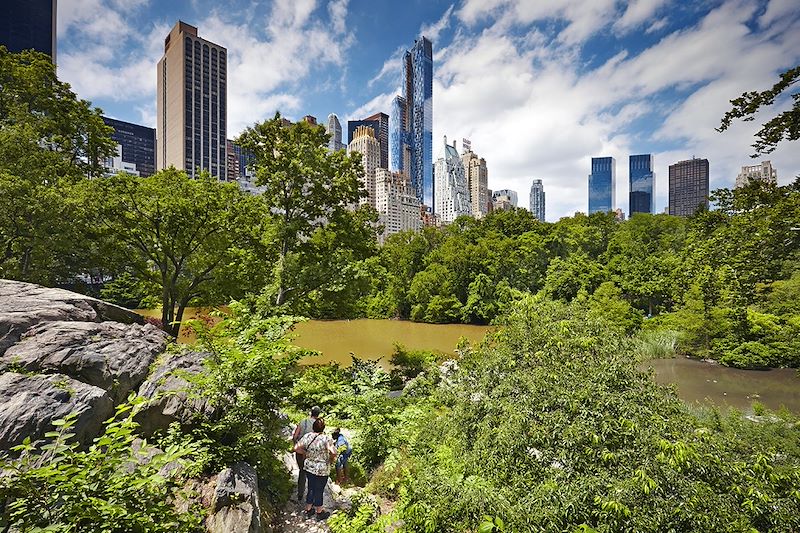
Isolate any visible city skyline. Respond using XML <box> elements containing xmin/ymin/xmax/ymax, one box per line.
<box><xmin>53</xmin><ymin>0</ymin><xmax>800</xmax><ymax>220</ymax></box>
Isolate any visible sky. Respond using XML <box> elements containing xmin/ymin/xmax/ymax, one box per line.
<box><xmin>57</xmin><ymin>0</ymin><xmax>800</xmax><ymax>221</ymax></box>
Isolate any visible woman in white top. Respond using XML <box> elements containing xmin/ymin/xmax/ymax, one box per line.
<box><xmin>295</xmin><ymin>417</ymin><xmax>337</xmax><ymax>520</ymax></box>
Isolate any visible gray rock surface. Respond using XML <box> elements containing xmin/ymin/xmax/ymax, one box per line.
<box><xmin>135</xmin><ymin>350</ymin><xmax>215</xmax><ymax>435</ymax></box>
<box><xmin>0</xmin><ymin>372</ymin><xmax>114</xmax><ymax>449</ymax></box>
<box><xmin>0</xmin><ymin>279</ymin><xmax>144</xmax><ymax>356</ymax></box>
<box><xmin>208</xmin><ymin>462</ymin><xmax>262</xmax><ymax>533</ymax></box>
<box><xmin>1</xmin><ymin>321</ymin><xmax>167</xmax><ymax>403</ymax></box>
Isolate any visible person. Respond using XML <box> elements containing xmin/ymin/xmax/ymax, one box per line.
<box><xmin>331</xmin><ymin>428</ymin><xmax>352</xmax><ymax>484</ymax></box>
<box><xmin>292</xmin><ymin>406</ymin><xmax>320</xmax><ymax>502</ymax></box>
<box><xmin>295</xmin><ymin>417</ymin><xmax>337</xmax><ymax>520</ymax></box>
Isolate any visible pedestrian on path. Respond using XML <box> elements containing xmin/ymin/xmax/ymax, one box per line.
<box><xmin>292</xmin><ymin>406</ymin><xmax>320</xmax><ymax>502</ymax></box>
<box><xmin>295</xmin><ymin>417</ymin><xmax>337</xmax><ymax>520</ymax></box>
<box><xmin>331</xmin><ymin>428</ymin><xmax>352</xmax><ymax>484</ymax></box>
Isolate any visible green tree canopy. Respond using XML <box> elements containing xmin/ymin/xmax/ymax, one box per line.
<box><xmin>86</xmin><ymin>168</ymin><xmax>266</xmax><ymax>335</ymax></box>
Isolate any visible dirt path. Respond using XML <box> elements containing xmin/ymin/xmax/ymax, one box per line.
<box><xmin>271</xmin><ymin>452</ymin><xmax>355</xmax><ymax>532</ymax></box>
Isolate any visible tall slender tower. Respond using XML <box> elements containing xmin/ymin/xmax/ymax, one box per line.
<box><xmin>461</xmin><ymin>142</ymin><xmax>488</xmax><ymax>219</ymax></box>
<box><xmin>156</xmin><ymin>21</ymin><xmax>227</xmax><ymax>179</ymax></box>
<box><xmin>629</xmin><ymin>154</ymin><xmax>654</xmax><ymax>216</ymax></box>
<box><xmin>589</xmin><ymin>157</ymin><xmax>615</xmax><ymax>214</ymax></box>
<box><xmin>529</xmin><ymin>179</ymin><xmax>545</xmax><ymax>222</ymax></box>
<box><xmin>434</xmin><ymin>136</ymin><xmax>471</xmax><ymax>223</ymax></box>
<box><xmin>390</xmin><ymin>37</ymin><xmax>433</xmax><ymax>209</ymax></box>
<box><xmin>326</xmin><ymin>113</ymin><xmax>344</xmax><ymax>151</ymax></box>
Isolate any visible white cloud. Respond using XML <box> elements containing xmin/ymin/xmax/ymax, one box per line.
<box><xmin>614</xmin><ymin>0</ymin><xmax>670</xmax><ymax>33</ymax></box>
<box><xmin>429</xmin><ymin>0</ymin><xmax>800</xmax><ymax>220</ymax></box>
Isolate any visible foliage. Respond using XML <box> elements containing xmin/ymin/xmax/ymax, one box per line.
<box><xmin>388</xmin><ymin>343</ymin><xmax>437</xmax><ymax>388</ymax></box>
<box><xmin>183</xmin><ymin>301</ymin><xmax>311</xmax><ymax>503</ymax></box>
<box><xmin>391</xmin><ymin>295</ymin><xmax>800</xmax><ymax>532</ymax></box>
<box><xmin>633</xmin><ymin>329</ymin><xmax>681</xmax><ymax>360</ymax></box>
<box><xmin>0</xmin><ymin>403</ymin><xmax>203</xmax><ymax>532</ymax></box>
<box><xmin>235</xmin><ymin>114</ymin><xmax>377</xmax><ymax>310</ymax></box>
<box><xmin>717</xmin><ymin>64</ymin><xmax>799</xmax><ymax>156</ymax></box>
<box><xmin>85</xmin><ymin>169</ymin><xmax>268</xmax><ymax>335</ymax></box>
<box><xmin>0</xmin><ymin>48</ymin><xmax>115</xmax><ymax>283</ymax></box>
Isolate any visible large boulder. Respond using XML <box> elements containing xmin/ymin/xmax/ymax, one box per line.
<box><xmin>1</xmin><ymin>321</ymin><xmax>168</xmax><ymax>403</ymax></box>
<box><xmin>135</xmin><ymin>351</ymin><xmax>215</xmax><ymax>435</ymax></box>
<box><xmin>207</xmin><ymin>462</ymin><xmax>262</xmax><ymax>533</ymax></box>
<box><xmin>0</xmin><ymin>372</ymin><xmax>114</xmax><ymax>449</ymax></box>
<box><xmin>0</xmin><ymin>280</ymin><xmax>144</xmax><ymax>356</ymax></box>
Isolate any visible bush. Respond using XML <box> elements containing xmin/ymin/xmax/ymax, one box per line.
<box><xmin>634</xmin><ymin>329</ymin><xmax>681</xmax><ymax>360</ymax></box>
<box><xmin>0</xmin><ymin>403</ymin><xmax>203</xmax><ymax>532</ymax></box>
<box><xmin>719</xmin><ymin>341</ymin><xmax>778</xmax><ymax>369</ymax></box>
<box><xmin>393</xmin><ymin>294</ymin><xmax>800</xmax><ymax>532</ymax></box>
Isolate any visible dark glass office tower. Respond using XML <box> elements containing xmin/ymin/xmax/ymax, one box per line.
<box><xmin>390</xmin><ymin>37</ymin><xmax>433</xmax><ymax>208</ymax></box>
<box><xmin>629</xmin><ymin>154</ymin><xmax>654</xmax><ymax>216</ymax></box>
<box><xmin>0</xmin><ymin>0</ymin><xmax>56</xmax><ymax>62</ymax></box>
<box><xmin>102</xmin><ymin>117</ymin><xmax>156</xmax><ymax>177</ymax></box>
<box><xmin>589</xmin><ymin>157</ymin><xmax>616</xmax><ymax>213</ymax></box>
<box><xmin>669</xmin><ymin>158</ymin><xmax>709</xmax><ymax>217</ymax></box>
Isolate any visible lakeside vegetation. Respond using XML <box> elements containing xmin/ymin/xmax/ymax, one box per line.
<box><xmin>2</xmin><ymin>47</ymin><xmax>800</xmax><ymax>531</ymax></box>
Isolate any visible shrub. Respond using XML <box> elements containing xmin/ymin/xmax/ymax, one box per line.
<box><xmin>0</xmin><ymin>404</ymin><xmax>203</xmax><ymax>532</ymax></box>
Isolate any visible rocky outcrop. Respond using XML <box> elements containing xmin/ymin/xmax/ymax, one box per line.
<box><xmin>0</xmin><ymin>372</ymin><xmax>114</xmax><ymax>449</ymax></box>
<box><xmin>135</xmin><ymin>350</ymin><xmax>215</xmax><ymax>435</ymax></box>
<box><xmin>1</xmin><ymin>321</ymin><xmax>167</xmax><ymax>403</ymax></box>
<box><xmin>207</xmin><ymin>462</ymin><xmax>262</xmax><ymax>533</ymax></box>
<box><xmin>0</xmin><ymin>280</ymin><xmax>143</xmax><ymax>356</ymax></box>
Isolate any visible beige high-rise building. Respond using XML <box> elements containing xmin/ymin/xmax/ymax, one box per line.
<box><xmin>157</xmin><ymin>21</ymin><xmax>227</xmax><ymax>179</ymax></box>
<box><xmin>375</xmin><ymin>168</ymin><xmax>421</xmax><ymax>243</ymax></box>
<box><xmin>347</xmin><ymin>125</ymin><xmax>380</xmax><ymax>208</ymax></box>
<box><xmin>461</xmin><ymin>144</ymin><xmax>488</xmax><ymax>219</ymax></box>
<box><xmin>735</xmin><ymin>160</ymin><xmax>777</xmax><ymax>188</ymax></box>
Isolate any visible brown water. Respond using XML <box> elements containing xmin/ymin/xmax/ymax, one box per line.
<box><xmin>291</xmin><ymin>319</ymin><xmax>492</xmax><ymax>367</ymax></box>
<box><xmin>645</xmin><ymin>358</ymin><xmax>800</xmax><ymax>413</ymax></box>
<box><xmin>135</xmin><ymin>309</ymin><xmax>799</xmax><ymax>412</ymax></box>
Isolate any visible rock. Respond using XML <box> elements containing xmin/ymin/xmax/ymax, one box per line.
<box><xmin>0</xmin><ymin>372</ymin><xmax>113</xmax><ymax>450</ymax></box>
<box><xmin>0</xmin><ymin>279</ymin><xmax>144</xmax><ymax>356</ymax></box>
<box><xmin>207</xmin><ymin>462</ymin><xmax>262</xmax><ymax>533</ymax></box>
<box><xmin>135</xmin><ymin>351</ymin><xmax>215</xmax><ymax>435</ymax></box>
<box><xmin>1</xmin><ymin>321</ymin><xmax>168</xmax><ymax>403</ymax></box>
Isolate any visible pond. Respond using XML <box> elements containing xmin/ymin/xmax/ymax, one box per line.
<box><xmin>135</xmin><ymin>310</ymin><xmax>800</xmax><ymax>413</ymax></box>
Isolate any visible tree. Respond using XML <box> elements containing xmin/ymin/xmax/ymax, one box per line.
<box><xmin>235</xmin><ymin>114</ymin><xmax>370</xmax><ymax>308</ymax></box>
<box><xmin>717</xmin><ymin>65</ymin><xmax>799</xmax><ymax>156</ymax></box>
<box><xmin>0</xmin><ymin>48</ymin><xmax>116</xmax><ymax>283</ymax></box>
<box><xmin>87</xmin><ymin>169</ymin><xmax>266</xmax><ymax>335</ymax></box>
<box><xmin>0</xmin><ymin>47</ymin><xmax>115</xmax><ymax>181</ymax></box>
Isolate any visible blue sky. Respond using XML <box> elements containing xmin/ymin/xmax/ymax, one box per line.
<box><xmin>57</xmin><ymin>0</ymin><xmax>800</xmax><ymax>220</ymax></box>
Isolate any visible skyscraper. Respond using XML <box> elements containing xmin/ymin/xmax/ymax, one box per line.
<box><xmin>529</xmin><ymin>179</ymin><xmax>545</xmax><ymax>222</ymax></box>
<box><xmin>390</xmin><ymin>37</ymin><xmax>433</xmax><ymax>208</ymax></box>
<box><xmin>102</xmin><ymin>116</ymin><xmax>156</xmax><ymax>177</ymax></box>
<box><xmin>589</xmin><ymin>157</ymin><xmax>616</xmax><ymax>214</ymax></box>
<box><xmin>492</xmin><ymin>189</ymin><xmax>518</xmax><ymax>207</ymax></box>
<box><xmin>668</xmin><ymin>158</ymin><xmax>709</xmax><ymax>217</ymax></box>
<box><xmin>347</xmin><ymin>125</ymin><xmax>381</xmax><ymax>208</ymax></box>
<box><xmin>0</xmin><ymin>0</ymin><xmax>57</xmax><ymax>62</ymax></box>
<box><xmin>326</xmin><ymin>114</ymin><xmax>344</xmax><ymax>151</ymax></box>
<box><xmin>461</xmin><ymin>141</ymin><xmax>489</xmax><ymax>219</ymax></box>
<box><xmin>347</xmin><ymin>112</ymin><xmax>389</xmax><ymax>169</ymax></box>
<box><xmin>156</xmin><ymin>21</ymin><xmax>227</xmax><ymax>179</ymax></box>
<box><xmin>735</xmin><ymin>160</ymin><xmax>777</xmax><ymax>188</ymax></box>
<box><xmin>374</xmin><ymin>168</ymin><xmax>421</xmax><ymax>244</ymax></box>
<box><xmin>434</xmin><ymin>137</ymin><xmax>471</xmax><ymax>223</ymax></box>
<box><xmin>629</xmin><ymin>154</ymin><xmax>655</xmax><ymax>216</ymax></box>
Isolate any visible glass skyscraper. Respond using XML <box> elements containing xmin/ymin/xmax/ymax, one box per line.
<box><xmin>629</xmin><ymin>154</ymin><xmax>654</xmax><ymax>215</ymax></box>
<box><xmin>102</xmin><ymin>117</ymin><xmax>156</xmax><ymax>177</ymax></box>
<box><xmin>0</xmin><ymin>0</ymin><xmax>56</xmax><ymax>62</ymax></box>
<box><xmin>390</xmin><ymin>37</ymin><xmax>433</xmax><ymax>208</ymax></box>
<box><xmin>589</xmin><ymin>157</ymin><xmax>616</xmax><ymax>213</ymax></box>
<box><xmin>529</xmin><ymin>179</ymin><xmax>545</xmax><ymax>222</ymax></box>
